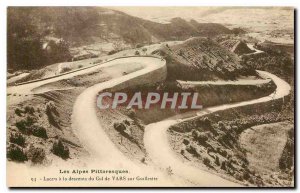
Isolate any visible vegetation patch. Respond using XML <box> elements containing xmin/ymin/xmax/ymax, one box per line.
<box><xmin>168</xmin><ymin>97</ymin><xmax>293</xmax><ymax>186</ymax></box>
<box><xmin>9</xmin><ymin>132</ymin><xmax>26</xmax><ymax>147</ymax></box>
<box><xmin>51</xmin><ymin>139</ymin><xmax>70</xmax><ymax>159</ymax></box>
<box><xmin>27</xmin><ymin>145</ymin><xmax>46</xmax><ymax>164</ymax></box>
<box><xmin>7</xmin><ymin>143</ymin><xmax>27</xmax><ymax>162</ymax></box>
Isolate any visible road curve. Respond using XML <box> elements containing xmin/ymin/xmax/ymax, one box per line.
<box><xmin>177</xmin><ymin>78</ymin><xmax>271</xmax><ymax>86</ymax></box>
<box><xmin>8</xmin><ymin>51</ymin><xmax>290</xmax><ymax>186</ymax></box>
<box><xmin>144</xmin><ymin>70</ymin><xmax>291</xmax><ymax>187</ymax></box>
<box><xmin>7</xmin><ymin>56</ymin><xmax>159</xmax><ymax>94</ymax></box>
<box><xmin>245</xmin><ymin>43</ymin><xmax>264</xmax><ymax>56</ymax></box>
<box><xmin>71</xmin><ymin>56</ymin><xmax>167</xmax><ymax>166</ymax></box>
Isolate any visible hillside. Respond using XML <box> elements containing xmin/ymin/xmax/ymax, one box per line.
<box><xmin>219</xmin><ymin>40</ymin><xmax>255</xmax><ymax>56</ymax></box>
<box><xmin>213</xmin><ymin>35</ymin><xmax>255</xmax><ymax>56</ymax></box>
<box><xmin>153</xmin><ymin>37</ymin><xmax>256</xmax><ymax>81</ymax></box>
<box><xmin>8</xmin><ymin>7</ymin><xmax>233</xmax><ymax>46</ymax></box>
<box><xmin>7</xmin><ymin>7</ymin><xmax>234</xmax><ymax>71</ymax></box>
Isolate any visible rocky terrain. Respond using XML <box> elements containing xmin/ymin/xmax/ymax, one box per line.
<box><xmin>217</xmin><ymin>39</ymin><xmax>255</xmax><ymax>56</ymax></box>
<box><xmin>165</xmin><ymin>40</ymin><xmax>294</xmax><ymax>187</ymax></box>
<box><xmin>168</xmin><ymin>97</ymin><xmax>293</xmax><ymax>186</ymax></box>
<box><xmin>153</xmin><ymin>37</ymin><xmax>256</xmax><ymax>81</ymax></box>
<box><xmin>7</xmin><ymin>59</ymin><xmax>144</xmax><ymax>166</ymax></box>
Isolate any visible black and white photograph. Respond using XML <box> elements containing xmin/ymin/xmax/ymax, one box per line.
<box><xmin>4</xmin><ymin>3</ymin><xmax>296</xmax><ymax>189</ymax></box>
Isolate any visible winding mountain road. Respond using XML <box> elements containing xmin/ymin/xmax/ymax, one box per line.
<box><xmin>144</xmin><ymin>70</ymin><xmax>291</xmax><ymax>187</ymax></box>
<box><xmin>7</xmin><ymin>50</ymin><xmax>291</xmax><ymax>186</ymax></box>
<box><xmin>246</xmin><ymin>44</ymin><xmax>264</xmax><ymax>55</ymax></box>
<box><xmin>69</xmin><ymin>53</ymin><xmax>290</xmax><ymax>186</ymax></box>
<box><xmin>71</xmin><ymin>57</ymin><xmax>167</xmax><ymax>163</ymax></box>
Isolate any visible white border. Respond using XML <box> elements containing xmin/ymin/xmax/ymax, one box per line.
<box><xmin>0</xmin><ymin>0</ymin><xmax>299</xmax><ymax>6</ymax></box>
<box><xmin>0</xmin><ymin>0</ymin><xmax>298</xmax><ymax>192</ymax></box>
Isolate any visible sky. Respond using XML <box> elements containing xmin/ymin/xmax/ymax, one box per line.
<box><xmin>109</xmin><ymin>7</ymin><xmax>294</xmax><ymax>30</ymax></box>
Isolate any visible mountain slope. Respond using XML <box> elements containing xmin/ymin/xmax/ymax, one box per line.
<box><xmin>219</xmin><ymin>40</ymin><xmax>255</xmax><ymax>56</ymax></box>
<box><xmin>8</xmin><ymin>7</ymin><xmax>234</xmax><ymax>47</ymax></box>
<box><xmin>7</xmin><ymin>7</ymin><xmax>235</xmax><ymax>71</ymax></box>
<box><xmin>153</xmin><ymin>37</ymin><xmax>256</xmax><ymax>81</ymax></box>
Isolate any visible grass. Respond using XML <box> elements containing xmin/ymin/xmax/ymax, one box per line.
<box><xmin>239</xmin><ymin>122</ymin><xmax>292</xmax><ymax>173</ymax></box>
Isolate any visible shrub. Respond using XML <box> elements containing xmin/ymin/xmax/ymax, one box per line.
<box><xmin>123</xmin><ymin>119</ymin><xmax>130</xmax><ymax>126</ymax></box>
<box><xmin>166</xmin><ymin>166</ymin><xmax>173</xmax><ymax>176</ymax></box>
<box><xmin>242</xmin><ymin>169</ymin><xmax>251</xmax><ymax>180</ymax></box>
<box><xmin>203</xmin><ymin>157</ymin><xmax>211</xmax><ymax>166</ymax></box>
<box><xmin>15</xmin><ymin>115</ymin><xmax>47</xmax><ymax>139</ymax></box>
<box><xmin>183</xmin><ymin>138</ymin><xmax>190</xmax><ymax>145</ymax></box>
<box><xmin>218</xmin><ymin>121</ymin><xmax>226</xmax><ymax>130</ymax></box>
<box><xmin>181</xmin><ymin>149</ymin><xmax>185</xmax><ymax>155</ymax></box>
<box><xmin>203</xmin><ymin>117</ymin><xmax>212</xmax><ymax>127</ymax></box>
<box><xmin>24</xmin><ymin>106</ymin><xmax>34</xmax><ymax>114</ymax></box>
<box><xmin>192</xmin><ymin>130</ymin><xmax>200</xmax><ymax>140</ymax></box>
<box><xmin>26</xmin><ymin>116</ymin><xmax>36</xmax><ymax>125</ymax></box>
<box><xmin>113</xmin><ymin>122</ymin><xmax>127</xmax><ymax>133</ymax></box>
<box><xmin>215</xmin><ymin>155</ymin><xmax>220</xmax><ymax>166</ymax></box>
<box><xmin>15</xmin><ymin>108</ymin><xmax>22</xmax><ymax>116</ymax></box>
<box><xmin>31</xmin><ymin>125</ymin><xmax>48</xmax><ymax>139</ymax></box>
<box><xmin>45</xmin><ymin>101</ymin><xmax>60</xmax><ymax>128</ymax></box>
<box><xmin>27</xmin><ymin>145</ymin><xmax>46</xmax><ymax>164</ymax></box>
<box><xmin>207</xmin><ymin>146</ymin><xmax>215</xmax><ymax>154</ymax></box>
<box><xmin>135</xmin><ymin>50</ymin><xmax>140</xmax><ymax>55</ymax></box>
<box><xmin>60</xmin><ymin>66</ymin><xmax>72</xmax><ymax>73</ymax></box>
<box><xmin>127</xmin><ymin>108</ymin><xmax>136</xmax><ymax>119</ymax></box>
<box><xmin>46</xmin><ymin>101</ymin><xmax>56</xmax><ymax>112</ymax></box>
<box><xmin>78</xmin><ymin>64</ymin><xmax>83</xmax><ymax>68</ymax></box>
<box><xmin>234</xmin><ymin>173</ymin><xmax>243</xmax><ymax>181</ymax></box>
<box><xmin>227</xmin><ymin>159</ymin><xmax>234</xmax><ymax>169</ymax></box>
<box><xmin>220</xmin><ymin>149</ymin><xmax>228</xmax><ymax>158</ymax></box>
<box><xmin>15</xmin><ymin>120</ymin><xmax>28</xmax><ymax>133</ymax></box>
<box><xmin>52</xmin><ymin>139</ymin><xmax>69</xmax><ymax>159</ymax></box>
<box><xmin>142</xmin><ymin>48</ymin><xmax>147</xmax><ymax>54</ymax></box>
<box><xmin>255</xmin><ymin>178</ymin><xmax>264</xmax><ymax>187</ymax></box>
<box><xmin>7</xmin><ymin>144</ymin><xmax>27</xmax><ymax>162</ymax></box>
<box><xmin>216</xmin><ymin>59</ymin><xmax>224</xmax><ymax>66</ymax></box>
<box><xmin>15</xmin><ymin>116</ymin><xmax>36</xmax><ymax>134</ymax></box>
<box><xmin>108</xmin><ymin>50</ymin><xmax>118</xmax><ymax>55</ymax></box>
<box><xmin>9</xmin><ymin>132</ymin><xmax>25</xmax><ymax>147</ymax></box>
<box><xmin>197</xmin><ymin>133</ymin><xmax>209</xmax><ymax>143</ymax></box>
<box><xmin>221</xmin><ymin>161</ymin><xmax>227</xmax><ymax>170</ymax></box>
<box><xmin>186</xmin><ymin>145</ymin><xmax>199</xmax><ymax>157</ymax></box>
<box><xmin>248</xmin><ymin>176</ymin><xmax>254</xmax><ymax>184</ymax></box>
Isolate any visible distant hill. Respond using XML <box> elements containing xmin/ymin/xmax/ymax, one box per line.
<box><xmin>153</xmin><ymin>37</ymin><xmax>256</xmax><ymax>81</ymax></box>
<box><xmin>219</xmin><ymin>40</ymin><xmax>255</xmax><ymax>56</ymax></box>
<box><xmin>7</xmin><ymin>7</ymin><xmax>235</xmax><ymax>71</ymax></box>
<box><xmin>8</xmin><ymin>7</ymin><xmax>234</xmax><ymax>46</ymax></box>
